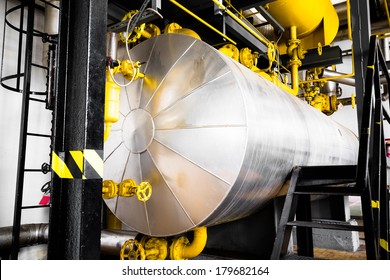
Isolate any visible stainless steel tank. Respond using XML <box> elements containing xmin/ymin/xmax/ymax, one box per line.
<box><xmin>104</xmin><ymin>34</ymin><xmax>358</xmax><ymax>237</ymax></box>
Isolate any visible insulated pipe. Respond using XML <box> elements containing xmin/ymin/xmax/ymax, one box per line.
<box><xmin>0</xmin><ymin>224</ymin><xmax>48</xmax><ymax>252</ymax></box>
<box><xmin>323</xmin><ymin>69</ymin><xmax>390</xmax><ymax>86</ymax></box>
<box><xmin>182</xmin><ymin>227</ymin><xmax>207</xmax><ymax>259</ymax></box>
<box><xmin>106</xmin><ymin>32</ymin><xmax>118</xmax><ymax>61</ymax></box>
<box><xmin>100</xmin><ymin>229</ymin><xmax>138</xmax><ymax>255</ymax></box>
<box><xmin>322</xmin><ymin>69</ymin><xmax>356</xmax><ymax>86</ymax></box>
<box><xmin>0</xmin><ymin>224</ymin><xmax>137</xmax><ymax>256</ymax></box>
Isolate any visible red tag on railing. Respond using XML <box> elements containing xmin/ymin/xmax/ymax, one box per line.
<box><xmin>39</xmin><ymin>195</ymin><xmax>50</xmax><ymax>205</ymax></box>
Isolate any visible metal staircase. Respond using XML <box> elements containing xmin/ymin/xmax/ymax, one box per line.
<box><xmin>271</xmin><ymin>35</ymin><xmax>390</xmax><ymax>260</ymax></box>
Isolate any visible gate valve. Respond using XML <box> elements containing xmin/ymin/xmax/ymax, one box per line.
<box><xmin>118</xmin><ymin>179</ymin><xmax>152</xmax><ymax>202</ymax></box>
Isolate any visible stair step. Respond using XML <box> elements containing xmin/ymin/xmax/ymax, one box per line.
<box><xmin>287</xmin><ymin>220</ymin><xmax>364</xmax><ymax>232</ymax></box>
<box><xmin>294</xmin><ymin>184</ymin><xmax>362</xmax><ymax>196</ymax></box>
<box><xmin>298</xmin><ymin>165</ymin><xmax>357</xmax><ymax>183</ymax></box>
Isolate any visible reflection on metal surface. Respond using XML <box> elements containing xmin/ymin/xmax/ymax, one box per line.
<box><xmin>103</xmin><ymin>34</ymin><xmax>358</xmax><ymax>237</ymax></box>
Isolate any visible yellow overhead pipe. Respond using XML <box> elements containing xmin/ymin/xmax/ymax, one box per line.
<box><xmin>168</xmin><ymin>0</ymin><xmax>236</xmax><ymax>45</ymax></box>
<box><xmin>170</xmin><ymin>227</ymin><xmax>207</xmax><ymax>260</ymax></box>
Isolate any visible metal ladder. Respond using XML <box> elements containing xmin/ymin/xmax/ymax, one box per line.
<box><xmin>0</xmin><ymin>0</ymin><xmax>58</xmax><ymax>259</ymax></box>
<box><xmin>271</xmin><ymin>35</ymin><xmax>390</xmax><ymax>260</ymax></box>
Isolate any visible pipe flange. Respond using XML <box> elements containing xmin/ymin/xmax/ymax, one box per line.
<box><xmin>145</xmin><ymin>238</ymin><xmax>168</xmax><ymax>260</ymax></box>
<box><xmin>169</xmin><ymin>236</ymin><xmax>190</xmax><ymax>260</ymax></box>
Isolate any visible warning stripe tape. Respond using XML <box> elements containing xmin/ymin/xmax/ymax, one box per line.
<box><xmin>52</xmin><ymin>149</ymin><xmax>103</xmax><ymax>179</ymax></box>
<box><xmin>380</xmin><ymin>239</ymin><xmax>389</xmax><ymax>252</ymax></box>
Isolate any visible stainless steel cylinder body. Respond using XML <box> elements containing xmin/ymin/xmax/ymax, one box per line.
<box><xmin>103</xmin><ymin>34</ymin><xmax>358</xmax><ymax>237</ymax></box>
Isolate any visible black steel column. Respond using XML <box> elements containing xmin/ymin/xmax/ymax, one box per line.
<box><xmin>295</xmin><ymin>195</ymin><xmax>313</xmax><ymax>258</ymax></box>
<box><xmin>350</xmin><ymin>0</ymin><xmax>371</xmax><ymax>132</ymax></box>
<box><xmin>10</xmin><ymin>0</ymin><xmax>35</xmax><ymax>260</ymax></box>
<box><xmin>47</xmin><ymin>0</ymin><xmax>106</xmax><ymax>259</ymax></box>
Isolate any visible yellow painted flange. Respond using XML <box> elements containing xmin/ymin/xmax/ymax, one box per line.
<box><xmin>219</xmin><ymin>44</ymin><xmax>239</xmax><ymax>61</ymax></box>
<box><xmin>145</xmin><ymin>238</ymin><xmax>168</xmax><ymax>260</ymax></box>
<box><xmin>239</xmin><ymin>47</ymin><xmax>255</xmax><ymax>69</ymax></box>
<box><xmin>170</xmin><ymin>236</ymin><xmax>190</xmax><ymax>260</ymax></box>
<box><xmin>102</xmin><ymin>180</ymin><xmax>118</xmax><ymax>199</ymax></box>
<box><xmin>118</xmin><ymin>179</ymin><xmax>138</xmax><ymax>197</ymax></box>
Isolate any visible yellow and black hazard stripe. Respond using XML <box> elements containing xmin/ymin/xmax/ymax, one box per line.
<box><xmin>380</xmin><ymin>239</ymin><xmax>389</xmax><ymax>253</ymax></box>
<box><xmin>52</xmin><ymin>149</ymin><xmax>103</xmax><ymax>179</ymax></box>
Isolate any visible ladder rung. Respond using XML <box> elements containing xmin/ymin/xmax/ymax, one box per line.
<box><xmin>27</xmin><ymin>132</ymin><xmax>51</xmax><ymax>138</ymax></box>
<box><xmin>287</xmin><ymin>220</ymin><xmax>364</xmax><ymax>232</ymax></box>
<box><xmin>24</xmin><ymin>169</ymin><xmax>42</xmax><ymax>172</ymax></box>
<box><xmin>31</xmin><ymin>63</ymin><xmax>48</xmax><ymax>70</ymax></box>
<box><xmin>29</xmin><ymin>97</ymin><xmax>46</xmax><ymax>103</ymax></box>
<box><xmin>22</xmin><ymin>205</ymin><xmax>50</xmax><ymax>209</ymax></box>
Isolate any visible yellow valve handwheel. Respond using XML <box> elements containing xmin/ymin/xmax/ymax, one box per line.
<box><xmin>136</xmin><ymin>182</ymin><xmax>152</xmax><ymax>202</ymax></box>
<box><xmin>120</xmin><ymin>239</ymin><xmax>146</xmax><ymax>260</ymax></box>
<box><xmin>119</xmin><ymin>10</ymin><xmax>140</xmax><ymax>43</ymax></box>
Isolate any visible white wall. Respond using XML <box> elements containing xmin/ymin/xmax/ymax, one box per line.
<box><xmin>331</xmin><ymin>39</ymin><xmax>390</xmax><ymax>138</ymax></box>
<box><xmin>0</xmin><ymin>0</ymin><xmax>51</xmax><ymax>227</ymax></box>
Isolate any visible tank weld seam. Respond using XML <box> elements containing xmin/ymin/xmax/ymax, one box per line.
<box><xmin>144</xmin><ymin>40</ymin><xmax>197</xmax><ymax>109</ymax></box>
<box><xmin>145</xmin><ymin>147</ymin><xmax>195</xmax><ymax>226</ymax></box>
<box><xmin>153</xmin><ymin>138</ymin><xmax>231</xmax><ymax>186</ymax></box>
<box><xmin>103</xmin><ymin>141</ymin><xmax>124</xmax><ymax>163</ymax></box>
<box><xmin>152</xmin><ymin>70</ymin><xmax>232</xmax><ymax>119</ymax></box>
<box><xmin>155</xmin><ymin>124</ymin><xmax>247</xmax><ymax>130</ymax></box>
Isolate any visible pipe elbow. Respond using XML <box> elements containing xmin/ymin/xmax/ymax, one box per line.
<box><xmin>182</xmin><ymin>227</ymin><xmax>207</xmax><ymax>259</ymax></box>
<box><xmin>170</xmin><ymin>227</ymin><xmax>207</xmax><ymax>260</ymax></box>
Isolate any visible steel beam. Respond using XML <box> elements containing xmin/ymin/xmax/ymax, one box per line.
<box><xmin>350</xmin><ymin>0</ymin><xmax>371</xmax><ymax>133</ymax></box>
<box><xmin>47</xmin><ymin>0</ymin><xmax>106</xmax><ymax>259</ymax></box>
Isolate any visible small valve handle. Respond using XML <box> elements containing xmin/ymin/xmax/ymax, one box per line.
<box><xmin>120</xmin><ymin>239</ymin><xmax>146</xmax><ymax>260</ymax></box>
<box><xmin>136</xmin><ymin>182</ymin><xmax>152</xmax><ymax>202</ymax></box>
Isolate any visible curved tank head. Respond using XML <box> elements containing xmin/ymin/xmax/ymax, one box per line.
<box><xmin>103</xmin><ymin>34</ymin><xmax>358</xmax><ymax>237</ymax></box>
<box><xmin>266</xmin><ymin>0</ymin><xmax>339</xmax><ymax>51</ymax></box>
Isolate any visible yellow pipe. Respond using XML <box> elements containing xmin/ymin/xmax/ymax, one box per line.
<box><xmin>170</xmin><ymin>227</ymin><xmax>207</xmax><ymax>260</ymax></box>
<box><xmin>104</xmin><ymin>69</ymin><xmax>120</xmax><ymax>142</ymax></box>
<box><xmin>182</xmin><ymin>227</ymin><xmax>207</xmax><ymax>259</ymax></box>
<box><xmin>289</xmin><ymin>26</ymin><xmax>299</xmax><ymax>95</ymax></box>
<box><xmin>347</xmin><ymin>0</ymin><xmax>352</xmax><ymax>40</ymax></box>
<box><xmin>168</xmin><ymin>0</ymin><xmax>236</xmax><ymax>45</ymax></box>
<box><xmin>300</xmin><ymin>73</ymin><xmax>355</xmax><ymax>85</ymax></box>
<box><xmin>211</xmin><ymin>0</ymin><xmax>270</xmax><ymax>46</ymax></box>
